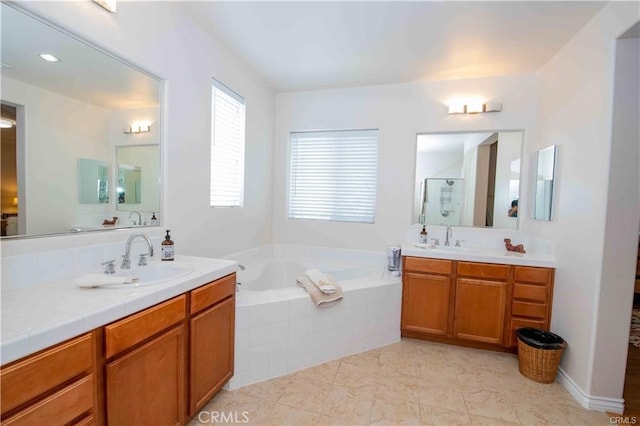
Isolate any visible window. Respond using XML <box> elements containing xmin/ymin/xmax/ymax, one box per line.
<box><xmin>210</xmin><ymin>79</ymin><xmax>245</xmax><ymax>207</ymax></box>
<box><xmin>288</xmin><ymin>129</ymin><xmax>378</xmax><ymax>223</ymax></box>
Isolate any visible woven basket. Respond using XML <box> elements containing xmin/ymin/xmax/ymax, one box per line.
<box><xmin>517</xmin><ymin>336</ymin><xmax>567</xmax><ymax>383</ymax></box>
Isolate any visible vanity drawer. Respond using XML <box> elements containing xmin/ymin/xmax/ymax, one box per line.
<box><xmin>2</xmin><ymin>375</ymin><xmax>94</xmax><ymax>426</ymax></box>
<box><xmin>514</xmin><ymin>266</ymin><xmax>552</xmax><ymax>284</ymax></box>
<box><xmin>510</xmin><ymin>318</ymin><xmax>547</xmax><ymax>347</ymax></box>
<box><xmin>404</xmin><ymin>257</ymin><xmax>452</xmax><ymax>275</ymax></box>
<box><xmin>457</xmin><ymin>262</ymin><xmax>509</xmax><ymax>280</ymax></box>
<box><xmin>190</xmin><ymin>273</ymin><xmax>236</xmax><ymax>314</ymax></box>
<box><xmin>1</xmin><ymin>332</ymin><xmax>94</xmax><ymax>415</ymax></box>
<box><xmin>105</xmin><ymin>295</ymin><xmax>186</xmax><ymax>359</ymax></box>
<box><xmin>513</xmin><ymin>283</ymin><xmax>548</xmax><ymax>303</ymax></box>
<box><xmin>512</xmin><ymin>301</ymin><xmax>547</xmax><ymax>319</ymax></box>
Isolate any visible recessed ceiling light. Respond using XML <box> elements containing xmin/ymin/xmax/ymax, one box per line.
<box><xmin>39</xmin><ymin>53</ymin><xmax>59</xmax><ymax>62</ymax></box>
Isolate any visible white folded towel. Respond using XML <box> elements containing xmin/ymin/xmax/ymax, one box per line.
<box><xmin>76</xmin><ymin>274</ymin><xmax>137</xmax><ymax>288</ymax></box>
<box><xmin>305</xmin><ymin>269</ymin><xmax>336</xmax><ymax>294</ymax></box>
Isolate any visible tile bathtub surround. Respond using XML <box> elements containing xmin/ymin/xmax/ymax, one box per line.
<box><xmin>190</xmin><ymin>339</ymin><xmax>612</xmax><ymax>426</ymax></box>
<box><xmin>230</xmin><ymin>282</ymin><xmax>402</xmax><ymax>389</ymax></box>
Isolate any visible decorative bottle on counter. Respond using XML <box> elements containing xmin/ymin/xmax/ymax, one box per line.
<box><xmin>161</xmin><ymin>230</ymin><xmax>175</xmax><ymax>261</ymax></box>
<box><xmin>419</xmin><ymin>225</ymin><xmax>428</xmax><ymax>244</ymax></box>
<box><xmin>150</xmin><ymin>212</ymin><xmax>157</xmax><ymax>225</ymax></box>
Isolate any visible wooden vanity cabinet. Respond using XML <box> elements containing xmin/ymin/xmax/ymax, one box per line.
<box><xmin>402</xmin><ymin>256</ymin><xmax>554</xmax><ymax>352</ymax></box>
<box><xmin>1</xmin><ymin>273</ymin><xmax>237</xmax><ymax>426</ymax></box>
<box><xmin>454</xmin><ymin>262</ymin><xmax>508</xmax><ymax>345</ymax></box>
<box><xmin>104</xmin><ymin>295</ymin><xmax>186</xmax><ymax>426</ymax></box>
<box><xmin>0</xmin><ymin>332</ymin><xmax>97</xmax><ymax>426</ymax></box>
<box><xmin>401</xmin><ymin>257</ymin><xmax>453</xmax><ymax>336</ymax></box>
<box><xmin>189</xmin><ymin>274</ymin><xmax>236</xmax><ymax>415</ymax></box>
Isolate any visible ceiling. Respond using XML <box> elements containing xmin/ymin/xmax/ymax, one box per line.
<box><xmin>186</xmin><ymin>1</ymin><xmax>607</xmax><ymax>93</ymax></box>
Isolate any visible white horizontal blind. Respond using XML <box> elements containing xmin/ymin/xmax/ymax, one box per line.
<box><xmin>289</xmin><ymin>129</ymin><xmax>378</xmax><ymax>223</ymax></box>
<box><xmin>210</xmin><ymin>79</ymin><xmax>245</xmax><ymax>207</ymax></box>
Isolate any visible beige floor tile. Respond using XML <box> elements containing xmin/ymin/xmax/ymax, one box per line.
<box><xmin>265</xmin><ymin>403</ymin><xmax>321</xmax><ymax>425</ymax></box>
<box><xmin>334</xmin><ymin>361</ymin><xmax>379</xmax><ymax>389</ymax></box>
<box><xmin>376</xmin><ymin>370</ymin><xmax>420</xmax><ymax>403</ymax></box>
<box><xmin>294</xmin><ymin>360</ymin><xmax>340</xmax><ymax>384</ymax></box>
<box><xmin>417</xmin><ymin>359</ymin><xmax>468</xmax><ymax>387</ymax></box>
<box><xmin>419</xmin><ymin>382</ymin><xmax>467</xmax><ymax>413</ymax></box>
<box><xmin>420</xmin><ymin>405</ymin><xmax>472</xmax><ymax>426</ymax></box>
<box><xmin>341</xmin><ymin>350</ymin><xmax>381</xmax><ymax>371</ymax></box>
<box><xmin>278</xmin><ymin>376</ymin><xmax>332</xmax><ymax>414</ymax></box>
<box><xmin>370</xmin><ymin>398</ymin><xmax>421</xmax><ymax>425</ymax></box>
<box><xmin>322</xmin><ymin>384</ymin><xmax>374</xmax><ymax>425</ymax></box>
<box><xmin>193</xmin><ymin>338</ymin><xmax>612</xmax><ymax>426</ymax></box>
<box><xmin>469</xmin><ymin>414</ymin><xmax>519</xmax><ymax>425</ymax></box>
<box><xmin>461</xmin><ymin>387</ymin><xmax>520</xmax><ymax>424</ymax></box>
<box><xmin>239</xmin><ymin>375</ymin><xmax>293</xmax><ymax>400</ymax></box>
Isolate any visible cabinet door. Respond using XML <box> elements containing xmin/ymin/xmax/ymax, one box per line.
<box><xmin>402</xmin><ymin>272</ymin><xmax>452</xmax><ymax>336</ymax></box>
<box><xmin>106</xmin><ymin>325</ymin><xmax>185</xmax><ymax>426</ymax></box>
<box><xmin>190</xmin><ymin>296</ymin><xmax>235</xmax><ymax>415</ymax></box>
<box><xmin>454</xmin><ymin>278</ymin><xmax>507</xmax><ymax>344</ymax></box>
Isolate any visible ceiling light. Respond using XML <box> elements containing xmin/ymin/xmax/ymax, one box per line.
<box><xmin>39</xmin><ymin>53</ymin><xmax>59</xmax><ymax>62</ymax></box>
<box><xmin>0</xmin><ymin>118</ymin><xmax>16</xmax><ymax>128</ymax></box>
<box><xmin>124</xmin><ymin>121</ymin><xmax>151</xmax><ymax>134</ymax></box>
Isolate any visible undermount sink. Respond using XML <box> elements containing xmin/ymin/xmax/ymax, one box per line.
<box><xmin>413</xmin><ymin>243</ymin><xmax>478</xmax><ymax>253</ymax></box>
<box><xmin>111</xmin><ymin>262</ymin><xmax>195</xmax><ymax>288</ymax></box>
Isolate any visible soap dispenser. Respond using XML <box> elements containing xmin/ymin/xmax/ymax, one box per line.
<box><xmin>161</xmin><ymin>230</ymin><xmax>175</xmax><ymax>261</ymax></box>
<box><xmin>419</xmin><ymin>225</ymin><xmax>428</xmax><ymax>244</ymax></box>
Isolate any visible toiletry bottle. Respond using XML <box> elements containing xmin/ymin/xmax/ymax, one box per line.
<box><xmin>419</xmin><ymin>225</ymin><xmax>428</xmax><ymax>244</ymax></box>
<box><xmin>150</xmin><ymin>213</ymin><xmax>157</xmax><ymax>225</ymax></box>
<box><xmin>161</xmin><ymin>230</ymin><xmax>174</xmax><ymax>261</ymax></box>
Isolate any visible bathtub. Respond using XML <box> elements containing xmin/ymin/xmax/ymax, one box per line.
<box><xmin>224</xmin><ymin>244</ymin><xmax>402</xmax><ymax>389</ymax></box>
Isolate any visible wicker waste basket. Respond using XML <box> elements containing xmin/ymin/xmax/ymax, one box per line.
<box><xmin>516</xmin><ymin>327</ymin><xmax>567</xmax><ymax>384</ymax></box>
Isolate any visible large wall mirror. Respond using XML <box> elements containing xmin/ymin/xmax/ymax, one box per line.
<box><xmin>0</xmin><ymin>3</ymin><xmax>162</xmax><ymax>238</ymax></box>
<box><xmin>414</xmin><ymin>131</ymin><xmax>523</xmax><ymax>230</ymax></box>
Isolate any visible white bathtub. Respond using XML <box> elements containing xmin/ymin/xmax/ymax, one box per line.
<box><xmin>224</xmin><ymin>244</ymin><xmax>402</xmax><ymax>389</ymax></box>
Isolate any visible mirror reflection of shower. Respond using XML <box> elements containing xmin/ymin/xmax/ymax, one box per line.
<box><xmin>419</xmin><ymin>178</ymin><xmax>464</xmax><ymax>226</ymax></box>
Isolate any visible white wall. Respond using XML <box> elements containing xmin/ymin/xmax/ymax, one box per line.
<box><xmin>1</xmin><ymin>2</ymin><xmax>274</xmax><ymax>258</ymax></box>
<box><xmin>273</xmin><ymin>74</ymin><xmax>537</xmax><ymax>250</ymax></box>
<box><xmin>2</xmin><ymin>77</ymin><xmax>110</xmax><ymax>235</ymax></box>
<box><xmin>493</xmin><ymin>131</ymin><xmax>522</xmax><ymax>229</ymax></box>
<box><xmin>533</xmin><ymin>1</ymin><xmax>639</xmax><ymax>405</ymax></box>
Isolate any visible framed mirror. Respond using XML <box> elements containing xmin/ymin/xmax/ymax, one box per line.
<box><xmin>533</xmin><ymin>145</ymin><xmax>557</xmax><ymax>221</ymax></box>
<box><xmin>0</xmin><ymin>3</ymin><xmax>163</xmax><ymax>238</ymax></box>
<box><xmin>414</xmin><ymin>131</ymin><xmax>523</xmax><ymax>230</ymax></box>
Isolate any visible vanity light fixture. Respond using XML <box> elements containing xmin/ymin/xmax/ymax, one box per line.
<box><xmin>448</xmin><ymin>102</ymin><xmax>502</xmax><ymax>115</ymax></box>
<box><xmin>0</xmin><ymin>118</ymin><xmax>16</xmax><ymax>128</ymax></box>
<box><xmin>93</xmin><ymin>0</ymin><xmax>116</xmax><ymax>13</ymax></box>
<box><xmin>124</xmin><ymin>122</ymin><xmax>151</xmax><ymax>134</ymax></box>
<box><xmin>39</xmin><ymin>53</ymin><xmax>59</xmax><ymax>62</ymax></box>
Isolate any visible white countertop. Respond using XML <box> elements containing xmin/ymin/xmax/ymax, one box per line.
<box><xmin>1</xmin><ymin>255</ymin><xmax>237</xmax><ymax>366</ymax></box>
<box><xmin>401</xmin><ymin>242</ymin><xmax>556</xmax><ymax>268</ymax></box>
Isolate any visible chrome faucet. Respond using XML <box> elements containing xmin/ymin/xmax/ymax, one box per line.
<box><xmin>445</xmin><ymin>225</ymin><xmax>452</xmax><ymax>246</ymax></box>
<box><xmin>129</xmin><ymin>210</ymin><xmax>141</xmax><ymax>226</ymax></box>
<box><xmin>121</xmin><ymin>232</ymin><xmax>154</xmax><ymax>269</ymax></box>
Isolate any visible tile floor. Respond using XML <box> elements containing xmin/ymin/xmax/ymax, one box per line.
<box><xmin>190</xmin><ymin>338</ymin><xmax>611</xmax><ymax>425</ymax></box>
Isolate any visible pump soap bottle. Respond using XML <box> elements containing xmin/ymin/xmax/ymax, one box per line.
<box><xmin>161</xmin><ymin>230</ymin><xmax>175</xmax><ymax>261</ymax></box>
<box><xmin>419</xmin><ymin>225</ymin><xmax>428</xmax><ymax>244</ymax></box>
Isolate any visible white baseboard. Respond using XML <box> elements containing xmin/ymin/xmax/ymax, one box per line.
<box><xmin>557</xmin><ymin>367</ymin><xmax>625</xmax><ymax>414</ymax></box>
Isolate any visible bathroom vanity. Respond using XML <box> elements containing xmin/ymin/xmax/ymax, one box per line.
<box><xmin>401</xmin><ymin>246</ymin><xmax>555</xmax><ymax>352</ymax></box>
<box><xmin>0</xmin><ymin>257</ymin><xmax>236</xmax><ymax>426</ymax></box>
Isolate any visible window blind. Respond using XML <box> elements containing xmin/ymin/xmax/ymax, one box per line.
<box><xmin>210</xmin><ymin>79</ymin><xmax>245</xmax><ymax>207</ymax></box>
<box><xmin>288</xmin><ymin>129</ymin><xmax>378</xmax><ymax>223</ymax></box>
